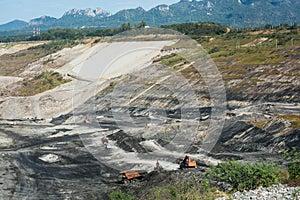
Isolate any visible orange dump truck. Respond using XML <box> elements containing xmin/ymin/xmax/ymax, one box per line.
<box><xmin>120</xmin><ymin>170</ymin><xmax>147</xmax><ymax>184</ymax></box>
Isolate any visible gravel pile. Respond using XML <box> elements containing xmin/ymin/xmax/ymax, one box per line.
<box><xmin>217</xmin><ymin>184</ymin><xmax>300</xmax><ymax>200</ymax></box>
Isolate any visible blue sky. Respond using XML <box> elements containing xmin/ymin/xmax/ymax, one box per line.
<box><xmin>0</xmin><ymin>0</ymin><xmax>179</xmax><ymax>24</ymax></box>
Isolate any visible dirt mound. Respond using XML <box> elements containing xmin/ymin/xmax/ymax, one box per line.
<box><xmin>108</xmin><ymin>130</ymin><xmax>148</xmax><ymax>153</ymax></box>
<box><xmin>50</xmin><ymin>113</ymin><xmax>73</xmax><ymax>125</ymax></box>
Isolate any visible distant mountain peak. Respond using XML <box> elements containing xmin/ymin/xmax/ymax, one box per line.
<box><xmin>29</xmin><ymin>16</ymin><xmax>57</xmax><ymax>26</ymax></box>
<box><xmin>0</xmin><ymin>20</ymin><xmax>28</xmax><ymax>31</ymax></box>
<box><xmin>10</xmin><ymin>19</ymin><xmax>27</xmax><ymax>23</ymax></box>
<box><xmin>63</xmin><ymin>8</ymin><xmax>111</xmax><ymax>18</ymax></box>
<box><xmin>156</xmin><ymin>5</ymin><xmax>170</xmax><ymax>12</ymax></box>
<box><xmin>95</xmin><ymin>8</ymin><xmax>110</xmax><ymax>16</ymax></box>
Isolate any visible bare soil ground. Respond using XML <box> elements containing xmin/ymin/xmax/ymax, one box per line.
<box><xmin>0</xmin><ymin>41</ymin><xmax>47</xmax><ymax>56</ymax></box>
<box><xmin>0</xmin><ymin>40</ymin><xmax>175</xmax><ymax>120</ymax></box>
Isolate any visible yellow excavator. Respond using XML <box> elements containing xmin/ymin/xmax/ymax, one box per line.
<box><xmin>180</xmin><ymin>155</ymin><xmax>197</xmax><ymax>169</ymax></box>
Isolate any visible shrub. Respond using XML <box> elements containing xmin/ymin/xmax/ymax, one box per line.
<box><xmin>282</xmin><ymin>147</ymin><xmax>300</xmax><ymax>179</ymax></box>
<box><xmin>208</xmin><ymin>47</ymin><xmax>220</xmax><ymax>54</ymax></box>
<box><xmin>207</xmin><ymin>159</ymin><xmax>281</xmax><ymax>191</ymax></box>
<box><xmin>147</xmin><ymin>179</ymin><xmax>222</xmax><ymax>200</ymax></box>
<box><xmin>108</xmin><ymin>190</ymin><xmax>135</xmax><ymax>200</ymax></box>
<box><xmin>161</xmin><ymin>55</ymin><xmax>185</xmax><ymax>66</ymax></box>
<box><xmin>293</xmin><ymin>188</ymin><xmax>300</xmax><ymax>198</ymax></box>
<box><xmin>14</xmin><ymin>71</ymin><xmax>71</xmax><ymax>96</ymax></box>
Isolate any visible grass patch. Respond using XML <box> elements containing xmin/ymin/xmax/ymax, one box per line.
<box><xmin>250</xmin><ymin>78</ymin><xmax>263</xmax><ymax>83</ymax></box>
<box><xmin>231</xmin><ymin>48</ymin><xmax>285</xmax><ymax>65</ymax></box>
<box><xmin>211</xmin><ymin>47</ymin><xmax>285</xmax><ymax>65</ymax></box>
<box><xmin>252</xmin><ymin>120</ymin><xmax>268</xmax><ymax>129</ymax></box>
<box><xmin>160</xmin><ymin>55</ymin><xmax>185</xmax><ymax>67</ymax></box>
<box><xmin>12</xmin><ymin>71</ymin><xmax>71</xmax><ymax>96</ymax></box>
<box><xmin>210</xmin><ymin>50</ymin><xmax>233</xmax><ymax>59</ymax></box>
<box><xmin>108</xmin><ymin>81</ymin><xmax>118</xmax><ymax>89</ymax></box>
<box><xmin>201</xmin><ymin>32</ymin><xmax>296</xmax><ymax>66</ymax></box>
<box><xmin>228</xmin><ymin>78</ymin><xmax>261</xmax><ymax>92</ymax></box>
<box><xmin>278</xmin><ymin>114</ymin><xmax>300</xmax><ymax>128</ymax></box>
<box><xmin>238</xmin><ymin>52</ymin><xmax>267</xmax><ymax>64</ymax></box>
<box><xmin>147</xmin><ymin>179</ymin><xmax>224</xmax><ymax>200</ymax></box>
<box><xmin>219</xmin><ymin>65</ymin><xmax>249</xmax><ymax>74</ymax></box>
<box><xmin>178</xmin><ymin>66</ymin><xmax>202</xmax><ymax>79</ymax></box>
<box><xmin>285</xmin><ymin>72</ymin><xmax>300</xmax><ymax>77</ymax></box>
<box><xmin>282</xmin><ymin>147</ymin><xmax>300</xmax><ymax>180</ymax></box>
<box><xmin>109</xmin><ymin>190</ymin><xmax>135</xmax><ymax>200</ymax></box>
<box><xmin>222</xmin><ymin>74</ymin><xmax>243</xmax><ymax>80</ymax></box>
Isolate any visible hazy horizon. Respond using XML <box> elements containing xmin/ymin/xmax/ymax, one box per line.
<box><xmin>0</xmin><ymin>0</ymin><xmax>179</xmax><ymax>24</ymax></box>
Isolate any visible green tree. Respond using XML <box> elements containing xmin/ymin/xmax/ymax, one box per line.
<box><xmin>121</xmin><ymin>22</ymin><xmax>132</xmax><ymax>31</ymax></box>
<box><xmin>136</xmin><ymin>20</ymin><xmax>147</xmax><ymax>28</ymax></box>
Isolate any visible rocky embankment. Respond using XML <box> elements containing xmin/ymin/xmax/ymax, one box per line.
<box><xmin>86</xmin><ymin>55</ymin><xmax>299</xmax><ymax>158</ymax></box>
<box><xmin>222</xmin><ymin>47</ymin><xmax>300</xmax><ymax>103</ymax></box>
<box><xmin>218</xmin><ymin>184</ymin><xmax>300</xmax><ymax>200</ymax></box>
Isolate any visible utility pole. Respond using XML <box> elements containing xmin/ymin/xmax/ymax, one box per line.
<box><xmin>236</xmin><ymin>39</ymin><xmax>240</xmax><ymax>49</ymax></box>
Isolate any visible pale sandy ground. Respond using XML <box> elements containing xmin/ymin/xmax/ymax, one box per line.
<box><xmin>0</xmin><ymin>42</ymin><xmax>46</xmax><ymax>91</ymax></box>
<box><xmin>0</xmin><ymin>76</ymin><xmax>23</xmax><ymax>88</ymax></box>
<box><xmin>0</xmin><ymin>40</ymin><xmax>175</xmax><ymax>119</ymax></box>
<box><xmin>241</xmin><ymin>38</ymin><xmax>269</xmax><ymax>47</ymax></box>
<box><xmin>0</xmin><ymin>41</ymin><xmax>47</xmax><ymax>56</ymax></box>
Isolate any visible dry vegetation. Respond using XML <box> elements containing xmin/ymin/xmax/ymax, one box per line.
<box><xmin>11</xmin><ymin>71</ymin><xmax>71</xmax><ymax>96</ymax></box>
<box><xmin>0</xmin><ymin>40</ymin><xmax>78</xmax><ymax>96</ymax></box>
<box><xmin>0</xmin><ymin>40</ymin><xmax>77</xmax><ymax>76</ymax></box>
<box><xmin>279</xmin><ymin>114</ymin><xmax>300</xmax><ymax>128</ymax></box>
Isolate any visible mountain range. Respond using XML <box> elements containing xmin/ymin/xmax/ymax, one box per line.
<box><xmin>0</xmin><ymin>0</ymin><xmax>299</xmax><ymax>32</ymax></box>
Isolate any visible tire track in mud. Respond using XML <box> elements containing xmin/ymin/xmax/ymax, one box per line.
<box><xmin>0</xmin><ymin>155</ymin><xmax>19</xmax><ymax>199</ymax></box>
<box><xmin>0</xmin><ymin>123</ymin><xmax>121</xmax><ymax>199</ymax></box>
<box><xmin>0</xmin><ymin>127</ymin><xmax>76</xmax><ymax>152</ymax></box>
